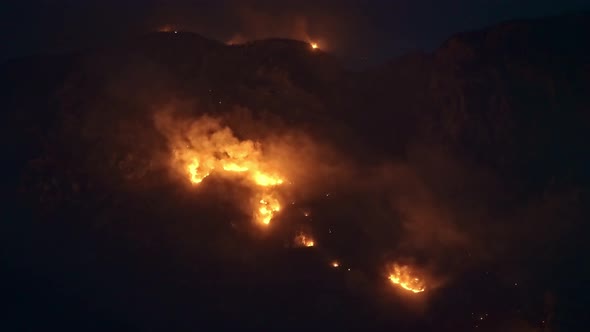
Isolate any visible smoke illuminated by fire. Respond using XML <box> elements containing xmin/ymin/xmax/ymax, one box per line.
<box><xmin>187</xmin><ymin>159</ymin><xmax>212</xmax><ymax>184</ymax></box>
<box><xmin>155</xmin><ymin>112</ymin><xmax>287</xmax><ymax>226</ymax></box>
<box><xmin>155</xmin><ymin>109</ymin><xmax>438</xmax><ymax>300</ymax></box>
<box><xmin>388</xmin><ymin>263</ymin><xmax>426</xmax><ymax>293</ymax></box>
<box><xmin>257</xmin><ymin>193</ymin><xmax>281</xmax><ymax>226</ymax></box>
<box><xmin>294</xmin><ymin>232</ymin><xmax>315</xmax><ymax>247</ymax></box>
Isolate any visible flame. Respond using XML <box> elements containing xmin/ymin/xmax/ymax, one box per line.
<box><xmin>158</xmin><ymin>112</ymin><xmax>435</xmax><ymax>300</ymax></box>
<box><xmin>387</xmin><ymin>263</ymin><xmax>426</xmax><ymax>293</ymax></box>
<box><xmin>256</xmin><ymin>194</ymin><xmax>281</xmax><ymax>226</ymax></box>
<box><xmin>253</xmin><ymin>171</ymin><xmax>284</xmax><ymax>187</ymax></box>
<box><xmin>222</xmin><ymin>163</ymin><xmax>249</xmax><ymax>172</ymax></box>
<box><xmin>157</xmin><ymin>113</ymin><xmax>286</xmax><ymax>226</ymax></box>
<box><xmin>187</xmin><ymin>159</ymin><xmax>214</xmax><ymax>184</ymax></box>
<box><xmin>294</xmin><ymin>232</ymin><xmax>315</xmax><ymax>247</ymax></box>
<box><xmin>310</xmin><ymin>42</ymin><xmax>319</xmax><ymax>50</ymax></box>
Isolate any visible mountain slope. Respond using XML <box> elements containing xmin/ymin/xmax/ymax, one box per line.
<box><xmin>2</xmin><ymin>12</ymin><xmax>590</xmax><ymax>331</ymax></box>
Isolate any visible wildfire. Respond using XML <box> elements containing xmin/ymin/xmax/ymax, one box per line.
<box><xmin>256</xmin><ymin>194</ymin><xmax>281</xmax><ymax>226</ymax></box>
<box><xmin>253</xmin><ymin>172</ymin><xmax>284</xmax><ymax>187</ymax></box>
<box><xmin>156</xmin><ymin>111</ymin><xmax>438</xmax><ymax>305</ymax></box>
<box><xmin>310</xmin><ymin>42</ymin><xmax>319</xmax><ymax>50</ymax></box>
<box><xmin>156</xmin><ymin>113</ymin><xmax>287</xmax><ymax>226</ymax></box>
<box><xmin>387</xmin><ymin>263</ymin><xmax>426</xmax><ymax>293</ymax></box>
<box><xmin>294</xmin><ymin>232</ymin><xmax>315</xmax><ymax>247</ymax></box>
<box><xmin>222</xmin><ymin>163</ymin><xmax>249</xmax><ymax>172</ymax></box>
<box><xmin>187</xmin><ymin>159</ymin><xmax>214</xmax><ymax>184</ymax></box>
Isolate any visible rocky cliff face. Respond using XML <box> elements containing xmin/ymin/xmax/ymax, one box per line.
<box><xmin>355</xmin><ymin>12</ymin><xmax>590</xmax><ymax>192</ymax></box>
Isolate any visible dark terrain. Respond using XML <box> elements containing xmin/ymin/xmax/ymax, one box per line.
<box><xmin>2</xmin><ymin>12</ymin><xmax>590</xmax><ymax>331</ymax></box>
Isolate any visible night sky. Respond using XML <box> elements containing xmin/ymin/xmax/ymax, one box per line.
<box><xmin>1</xmin><ymin>0</ymin><xmax>589</xmax><ymax>64</ymax></box>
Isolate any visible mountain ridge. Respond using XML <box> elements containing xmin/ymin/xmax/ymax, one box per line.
<box><xmin>2</xmin><ymin>11</ymin><xmax>590</xmax><ymax>331</ymax></box>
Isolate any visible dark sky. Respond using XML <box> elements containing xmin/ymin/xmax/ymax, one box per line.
<box><xmin>1</xmin><ymin>0</ymin><xmax>589</xmax><ymax>64</ymax></box>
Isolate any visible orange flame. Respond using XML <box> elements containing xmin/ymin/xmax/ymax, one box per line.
<box><xmin>387</xmin><ymin>263</ymin><xmax>426</xmax><ymax>293</ymax></box>
<box><xmin>156</xmin><ymin>113</ymin><xmax>286</xmax><ymax>226</ymax></box>
<box><xmin>252</xmin><ymin>171</ymin><xmax>284</xmax><ymax>187</ymax></box>
<box><xmin>331</xmin><ymin>261</ymin><xmax>340</xmax><ymax>268</ymax></box>
<box><xmin>294</xmin><ymin>232</ymin><xmax>315</xmax><ymax>247</ymax></box>
<box><xmin>187</xmin><ymin>159</ymin><xmax>214</xmax><ymax>184</ymax></box>
<box><xmin>310</xmin><ymin>42</ymin><xmax>319</xmax><ymax>50</ymax></box>
<box><xmin>256</xmin><ymin>194</ymin><xmax>281</xmax><ymax>226</ymax></box>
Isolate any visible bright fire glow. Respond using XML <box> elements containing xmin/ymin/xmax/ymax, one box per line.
<box><xmin>294</xmin><ymin>232</ymin><xmax>315</xmax><ymax>247</ymax></box>
<box><xmin>331</xmin><ymin>261</ymin><xmax>340</xmax><ymax>268</ymax></box>
<box><xmin>388</xmin><ymin>263</ymin><xmax>426</xmax><ymax>293</ymax></box>
<box><xmin>310</xmin><ymin>42</ymin><xmax>319</xmax><ymax>49</ymax></box>
<box><xmin>257</xmin><ymin>194</ymin><xmax>281</xmax><ymax>226</ymax></box>
<box><xmin>253</xmin><ymin>171</ymin><xmax>284</xmax><ymax>187</ymax></box>
<box><xmin>187</xmin><ymin>159</ymin><xmax>213</xmax><ymax>184</ymax></box>
<box><xmin>156</xmin><ymin>113</ymin><xmax>286</xmax><ymax>226</ymax></box>
<box><xmin>222</xmin><ymin>163</ymin><xmax>249</xmax><ymax>172</ymax></box>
